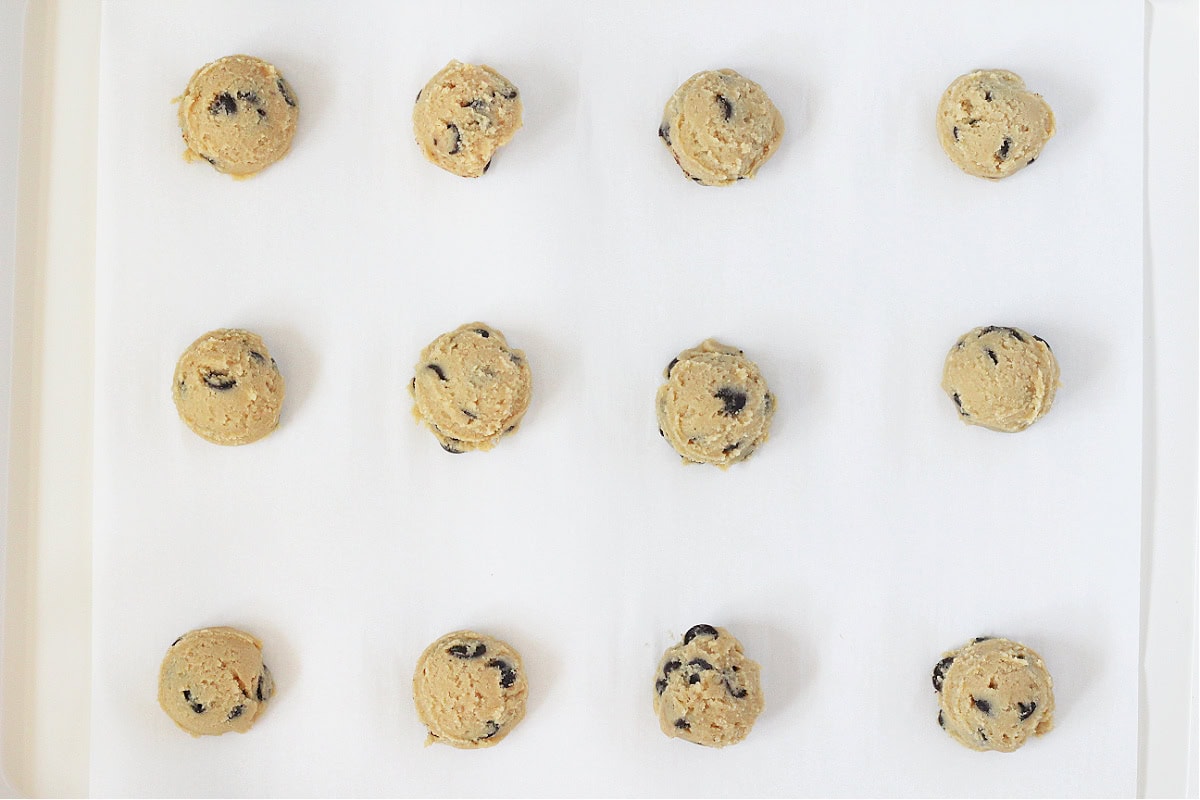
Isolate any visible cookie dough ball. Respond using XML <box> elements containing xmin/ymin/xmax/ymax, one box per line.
<box><xmin>410</xmin><ymin>323</ymin><xmax>532</xmax><ymax>453</ymax></box>
<box><xmin>653</xmin><ymin>624</ymin><xmax>764</xmax><ymax>747</ymax></box>
<box><xmin>173</xmin><ymin>328</ymin><xmax>285</xmax><ymax>446</ymax></box>
<box><xmin>177</xmin><ymin>55</ymin><xmax>299</xmax><ymax>176</ymax></box>
<box><xmin>656</xmin><ymin>339</ymin><xmax>775</xmax><ymax>467</ymax></box>
<box><xmin>413</xmin><ymin>60</ymin><xmax>523</xmax><ymax>177</ymax></box>
<box><xmin>412</xmin><ymin>630</ymin><xmax>528</xmax><ymax>748</ymax></box>
<box><xmin>932</xmin><ymin>637</ymin><xmax>1054</xmax><ymax>752</ymax></box>
<box><xmin>942</xmin><ymin>325</ymin><xmax>1059</xmax><ymax>433</ymax></box>
<box><xmin>658</xmin><ymin>69</ymin><xmax>784</xmax><ymax>186</ymax></box>
<box><xmin>158</xmin><ymin>627</ymin><xmax>275</xmax><ymax>737</ymax></box>
<box><xmin>936</xmin><ymin>69</ymin><xmax>1055</xmax><ymax>179</ymax></box>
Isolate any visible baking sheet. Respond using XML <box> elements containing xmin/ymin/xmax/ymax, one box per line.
<box><xmin>91</xmin><ymin>1</ymin><xmax>1143</xmax><ymax>796</ymax></box>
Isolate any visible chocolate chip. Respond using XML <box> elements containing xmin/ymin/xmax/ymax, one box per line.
<box><xmin>474</xmin><ymin>328</ymin><xmax>490</xmax><ymax>338</ymax></box>
<box><xmin>448</xmin><ymin>642</ymin><xmax>487</xmax><ymax>659</ymax></box>
<box><xmin>482</xmin><ymin>159</ymin><xmax>492</xmax><ymax>174</ymax></box>
<box><xmin>1017</xmin><ymin>701</ymin><xmax>1037</xmax><ymax>721</ymax></box>
<box><xmin>691</xmin><ymin>176</ymin><xmax>703</xmax><ymax>183</ymax></box>
<box><xmin>986</xmin><ymin>348</ymin><xmax>998</xmax><ymax>364</ymax></box>
<box><xmin>249</xmin><ymin>350</ymin><xmax>265</xmax><ymax>363</ymax></box>
<box><xmin>973</xmin><ymin>636</ymin><xmax>993</xmax><ymax>643</ymax></box>
<box><xmin>488</xmin><ymin>658</ymin><xmax>518</xmax><ymax>688</ymax></box>
<box><xmin>968</xmin><ymin>118</ymin><xmax>980</xmax><ymax>126</ymax></box>
<box><xmin>997</xmin><ymin>137</ymin><xmax>1012</xmax><ymax>160</ymax></box>
<box><xmin>978</xmin><ymin>728</ymin><xmax>988</xmax><ymax>742</ymax></box>
<box><xmin>209</xmin><ymin>92</ymin><xmax>237</xmax><ymax>115</ymax></box>
<box><xmin>426</xmin><ymin>364</ymin><xmax>448</xmax><ymax>381</ymax></box>
<box><xmin>441</xmin><ymin>438</ymin><xmax>465</xmax><ymax>454</ymax></box>
<box><xmin>932</xmin><ymin>656</ymin><xmax>954</xmax><ymax>692</ymax></box>
<box><xmin>415</xmin><ymin>89</ymin><xmax>422</xmax><ymax>103</ymax></box>
<box><xmin>984</xmin><ymin>89</ymin><xmax>993</xmax><ymax>102</ymax></box>
<box><xmin>445</xmin><ymin>123</ymin><xmax>461</xmax><ymax>155</ymax></box>
<box><xmin>716</xmin><ymin>94</ymin><xmax>733</xmax><ymax>121</ymax></box>
<box><xmin>721</xmin><ymin>442</ymin><xmax>741</xmax><ymax>456</ymax></box>
<box><xmin>688</xmin><ymin>658</ymin><xmax>713</xmax><ymax>671</ymax></box>
<box><xmin>952</xmin><ymin>393</ymin><xmax>966</xmax><ymax>415</ymax></box>
<box><xmin>979</xmin><ymin>326</ymin><xmax>1002</xmax><ymax>336</ymax></box>
<box><xmin>1027</xmin><ymin>157</ymin><xmax>1036</xmax><ymax>165</ymax></box>
<box><xmin>462</xmin><ymin>408</ymin><xmax>478</xmax><ymax>419</ymax></box>
<box><xmin>937</xmin><ymin>710</ymin><xmax>945</xmax><ymax>728</ymax></box>
<box><xmin>714</xmin><ymin>388</ymin><xmax>747</xmax><ymax>416</ymax></box>
<box><xmin>972</xmin><ymin>697</ymin><xmax>992</xmax><ymax>715</ymax></box>
<box><xmin>1033</xmin><ymin>334</ymin><xmax>1051</xmax><ymax>351</ymax></box>
<box><xmin>171</xmin><ymin>636</ymin><xmax>183</xmax><ymax>647</ymax></box>
<box><xmin>674</xmin><ymin>718</ymin><xmax>690</xmax><ymax>730</ymax></box>
<box><xmin>666</xmin><ymin>357</ymin><xmax>679</xmax><ymax>377</ymax></box>
<box><xmin>952</xmin><ymin>126</ymin><xmax>959</xmax><ymax>141</ymax></box>
<box><xmin>663</xmin><ymin>659</ymin><xmax>682</xmax><ymax>676</ymax></box>
<box><xmin>467</xmin><ymin>98</ymin><xmax>489</xmax><ymax>113</ymax></box>
<box><xmin>228</xmin><ymin>704</ymin><xmax>245</xmax><ymax>720</ymax></box>
<box><xmin>203</xmin><ymin>371</ymin><xmax>236</xmax><ymax>391</ymax></box>
<box><xmin>658</xmin><ymin>428</ymin><xmax>665</xmax><ymax>438</ymax></box>
<box><xmin>683</xmin><ymin>624</ymin><xmax>719</xmax><ymax>644</ymax></box>
<box><xmin>500</xmin><ymin>87</ymin><xmax>518</xmax><ymax>100</ymax></box>
<box><xmin>256</xmin><ymin>108</ymin><xmax>266</xmax><ymax>118</ymax></box>
<box><xmin>236</xmin><ymin>90</ymin><xmax>259</xmax><ymax>104</ymax></box>
<box><xmin>182</xmin><ymin>690</ymin><xmax>205</xmax><ymax>714</ymax></box>
<box><xmin>688</xmin><ymin>673</ymin><xmax>701</xmax><ymax>685</ymax></box>
<box><xmin>201</xmin><ymin>154</ymin><xmax>217</xmax><ymax>166</ymax></box>
<box><xmin>255</xmin><ymin>674</ymin><xmax>266</xmax><ymax>702</ymax></box>
<box><xmin>481</xmin><ymin>720</ymin><xmax>501</xmax><ymax>739</ymax></box>
<box><xmin>277</xmin><ymin>78</ymin><xmax>296</xmax><ymax>107</ymax></box>
<box><xmin>655</xmin><ymin>678</ymin><xmax>667</xmax><ymax>695</ymax></box>
<box><xmin>1008</xmin><ymin>328</ymin><xmax>1026</xmax><ymax>343</ymax></box>
<box><xmin>658</xmin><ymin>122</ymin><xmax>671</xmax><ymax>146</ymax></box>
<box><xmin>509</xmin><ymin>352</ymin><xmax>523</xmax><ymax>366</ymax></box>
<box><xmin>724</xmin><ymin>678</ymin><xmax>748</xmax><ymax>699</ymax></box>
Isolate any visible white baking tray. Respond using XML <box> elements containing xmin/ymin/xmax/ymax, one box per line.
<box><xmin>1</xmin><ymin>1</ymin><xmax>1196</xmax><ymax>796</ymax></box>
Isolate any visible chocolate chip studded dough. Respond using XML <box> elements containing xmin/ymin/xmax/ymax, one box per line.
<box><xmin>410</xmin><ymin>323</ymin><xmax>532</xmax><ymax>453</ymax></box>
<box><xmin>412</xmin><ymin>630</ymin><xmax>528</xmax><ymax>748</ymax></box>
<box><xmin>936</xmin><ymin>69</ymin><xmax>1055</xmax><ymax>179</ymax></box>
<box><xmin>172</xmin><ymin>328</ymin><xmax>285</xmax><ymax>446</ymax></box>
<box><xmin>413</xmin><ymin>60</ymin><xmax>523</xmax><ymax>177</ymax></box>
<box><xmin>942</xmin><ymin>325</ymin><xmax>1059</xmax><ymax>433</ymax></box>
<box><xmin>177</xmin><ymin>54</ymin><xmax>299</xmax><ymax>176</ymax></box>
<box><xmin>658</xmin><ymin>69</ymin><xmax>784</xmax><ymax>186</ymax></box>
<box><xmin>653</xmin><ymin>625</ymin><xmax>764</xmax><ymax>747</ymax></box>
<box><xmin>656</xmin><ymin>339</ymin><xmax>775</xmax><ymax>467</ymax></box>
<box><xmin>932</xmin><ymin>637</ymin><xmax>1054</xmax><ymax>753</ymax></box>
<box><xmin>157</xmin><ymin>627</ymin><xmax>275</xmax><ymax>737</ymax></box>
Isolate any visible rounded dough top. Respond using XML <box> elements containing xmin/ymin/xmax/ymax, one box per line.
<box><xmin>157</xmin><ymin>626</ymin><xmax>275</xmax><ymax>736</ymax></box>
<box><xmin>942</xmin><ymin>325</ymin><xmax>1059</xmax><ymax>433</ymax></box>
<box><xmin>936</xmin><ymin>69</ymin><xmax>1054</xmax><ymax>179</ymax></box>
<box><xmin>413</xmin><ymin>60</ymin><xmax>523</xmax><ymax>177</ymax></box>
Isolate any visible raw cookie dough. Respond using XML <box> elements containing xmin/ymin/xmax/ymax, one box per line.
<box><xmin>412</xmin><ymin>630</ymin><xmax>528</xmax><ymax>748</ymax></box>
<box><xmin>658</xmin><ymin>69</ymin><xmax>784</xmax><ymax>186</ymax></box>
<box><xmin>941</xmin><ymin>325</ymin><xmax>1059</xmax><ymax>433</ymax></box>
<box><xmin>932</xmin><ymin>636</ymin><xmax>1054</xmax><ymax>752</ymax></box>
<box><xmin>413</xmin><ymin>60</ymin><xmax>523</xmax><ymax>177</ymax></box>
<box><xmin>410</xmin><ymin>323</ymin><xmax>532</xmax><ymax>453</ymax></box>
<box><xmin>653</xmin><ymin>624</ymin><xmax>764</xmax><ymax>747</ymax></box>
<box><xmin>173</xmin><ymin>328</ymin><xmax>285</xmax><ymax>446</ymax></box>
<box><xmin>656</xmin><ymin>339</ymin><xmax>775</xmax><ymax>467</ymax></box>
<box><xmin>158</xmin><ymin>627</ymin><xmax>275</xmax><ymax>737</ymax></box>
<box><xmin>936</xmin><ymin>69</ymin><xmax>1055</xmax><ymax>179</ymax></box>
<box><xmin>177</xmin><ymin>54</ymin><xmax>299</xmax><ymax>176</ymax></box>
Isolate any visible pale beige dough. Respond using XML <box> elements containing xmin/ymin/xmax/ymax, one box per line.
<box><xmin>653</xmin><ymin>625</ymin><xmax>764</xmax><ymax>747</ymax></box>
<box><xmin>173</xmin><ymin>328</ymin><xmax>285</xmax><ymax>446</ymax></box>
<box><xmin>177</xmin><ymin>55</ymin><xmax>299</xmax><ymax>176</ymax></box>
<box><xmin>410</xmin><ymin>323</ymin><xmax>532</xmax><ymax>453</ymax></box>
<box><xmin>933</xmin><ymin>637</ymin><xmax>1054</xmax><ymax>753</ymax></box>
<box><xmin>413</xmin><ymin>60</ymin><xmax>523</xmax><ymax>177</ymax></box>
<box><xmin>942</xmin><ymin>325</ymin><xmax>1059</xmax><ymax>433</ymax></box>
<box><xmin>659</xmin><ymin>69</ymin><xmax>784</xmax><ymax>186</ymax></box>
<box><xmin>936</xmin><ymin>69</ymin><xmax>1055</xmax><ymax>179</ymax></box>
<box><xmin>158</xmin><ymin>627</ymin><xmax>275</xmax><ymax>737</ymax></box>
<box><xmin>656</xmin><ymin>339</ymin><xmax>775</xmax><ymax>467</ymax></box>
<box><xmin>412</xmin><ymin>630</ymin><xmax>528</xmax><ymax>748</ymax></box>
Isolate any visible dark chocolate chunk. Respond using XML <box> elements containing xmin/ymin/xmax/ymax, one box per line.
<box><xmin>973</xmin><ymin>636</ymin><xmax>993</xmax><ymax>643</ymax></box>
<box><xmin>984</xmin><ymin>89</ymin><xmax>993</xmax><ymax>102</ymax></box>
<box><xmin>441</xmin><ymin>437</ymin><xmax>465</xmax><ymax>454</ymax></box>
<box><xmin>500</xmin><ymin>87</ymin><xmax>519</xmax><ymax>100</ymax></box>
<box><xmin>997</xmin><ymin>137</ymin><xmax>1012</xmax><ymax>160</ymax></box>
<box><xmin>474</xmin><ymin>328</ymin><xmax>490</xmax><ymax>338</ymax></box>
<box><xmin>488</xmin><ymin>658</ymin><xmax>518</xmax><ymax>689</ymax></box>
<box><xmin>482</xmin><ymin>159</ymin><xmax>492</xmax><ymax>174</ymax></box>
<box><xmin>426</xmin><ymin>364</ymin><xmax>448</xmax><ymax>381</ymax></box>
<box><xmin>986</xmin><ymin>348</ymin><xmax>998</xmax><ymax>364</ymax></box>
<box><xmin>978</xmin><ymin>727</ymin><xmax>988</xmax><ymax>742</ymax></box>
<box><xmin>724</xmin><ymin>678</ymin><xmax>748</xmax><ymax>699</ymax></box>
<box><xmin>1017</xmin><ymin>701</ymin><xmax>1037</xmax><ymax>721</ymax></box>
<box><xmin>1027</xmin><ymin>157</ymin><xmax>1036</xmax><ymax>165</ymax></box>
<box><xmin>481</xmin><ymin>720</ymin><xmax>501</xmax><ymax>739</ymax></box>
<box><xmin>249</xmin><ymin>350</ymin><xmax>266</xmax><ymax>363</ymax></box>
<box><xmin>658</xmin><ymin>428</ymin><xmax>665</xmax><ymax>438</ymax></box>
<box><xmin>1008</xmin><ymin>328</ymin><xmax>1026</xmax><ymax>343</ymax></box>
<box><xmin>256</xmin><ymin>674</ymin><xmax>266</xmax><ymax>702</ymax></box>
<box><xmin>932</xmin><ymin>656</ymin><xmax>954</xmax><ymax>692</ymax></box>
<box><xmin>688</xmin><ymin>658</ymin><xmax>713</xmax><ymax>671</ymax></box>
<box><xmin>972</xmin><ymin>697</ymin><xmax>992</xmax><ymax>715</ymax></box>
<box><xmin>952</xmin><ymin>126</ymin><xmax>959</xmax><ymax>141</ymax></box>
<box><xmin>666</xmin><ymin>357</ymin><xmax>679</xmax><ymax>377</ymax></box>
<box><xmin>182</xmin><ymin>689</ymin><xmax>205</xmax><ymax>714</ymax></box>
<box><xmin>714</xmin><ymin>387</ymin><xmax>747</xmax><ymax>416</ymax></box>
<box><xmin>462</xmin><ymin>408</ymin><xmax>478</xmax><ymax>419</ymax></box>
<box><xmin>415</xmin><ymin>89</ymin><xmax>422</xmax><ymax>103</ymax></box>
<box><xmin>721</xmin><ymin>442</ymin><xmax>741</xmax><ymax>456</ymax></box>
<box><xmin>203</xmin><ymin>371</ymin><xmax>236</xmax><ymax>391</ymax></box>
<box><xmin>228</xmin><ymin>704</ymin><xmax>245</xmax><ymax>720</ymax></box>
<box><xmin>683</xmin><ymin>624</ymin><xmax>719</xmax><ymax>644</ymax></box>
<box><xmin>467</xmin><ymin>98</ymin><xmax>489</xmax><ymax>113</ymax></box>
<box><xmin>691</xmin><ymin>176</ymin><xmax>703</xmax><ymax>183</ymax></box>
<box><xmin>663</xmin><ymin>659</ymin><xmax>682</xmax><ymax>676</ymax></box>
<box><xmin>979</xmin><ymin>326</ymin><xmax>1002</xmax><ymax>336</ymax></box>
<box><xmin>1033</xmin><ymin>334</ymin><xmax>1051</xmax><ymax>351</ymax></box>
<box><xmin>277</xmin><ymin>78</ymin><xmax>296</xmax><ymax>107</ymax></box>
<box><xmin>209</xmin><ymin>92</ymin><xmax>237</xmax><ymax>115</ymax></box>
<box><xmin>448</xmin><ymin>642</ymin><xmax>487</xmax><ymax>659</ymax></box>
<box><xmin>658</xmin><ymin>122</ymin><xmax>671</xmax><ymax>145</ymax></box>
<box><xmin>256</xmin><ymin>107</ymin><xmax>266</xmax><ymax>118</ymax></box>
<box><xmin>952</xmin><ymin>392</ymin><xmax>966</xmax><ymax>415</ymax></box>
<box><xmin>171</xmin><ymin>636</ymin><xmax>183</xmax><ymax>647</ymax></box>
<box><xmin>688</xmin><ymin>673</ymin><xmax>701</xmax><ymax>685</ymax></box>
<box><xmin>716</xmin><ymin>94</ymin><xmax>733</xmax><ymax>121</ymax></box>
<box><xmin>236</xmin><ymin>90</ymin><xmax>259</xmax><ymax>104</ymax></box>
<box><xmin>445</xmin><ymin>123</ymin><xmax>461</xmax><ymax>155</ymax></box>
<box><xmin>655</xmin><ymin>678</ymin><xmax>667</xmax><ymax>695</ymax></box>
<box><xmin>674</xmin><ymin>718</ymin><xmax>690</xmax><ymax>730</ymax></box>
<box><xmin>937</xmin><ymin>710</ymin><xmax>945</xmax><ymax>728</ymax></box>
<box><xmin>201</xmin><ymin>154</ymin><xmax>217</xmax><ymax>166</ymax></box>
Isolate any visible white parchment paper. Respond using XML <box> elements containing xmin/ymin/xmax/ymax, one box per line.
<box><xmin>91</xmin><ymin>1</ymin><xmax>1143</xmax><ymax>795</ymax></box>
